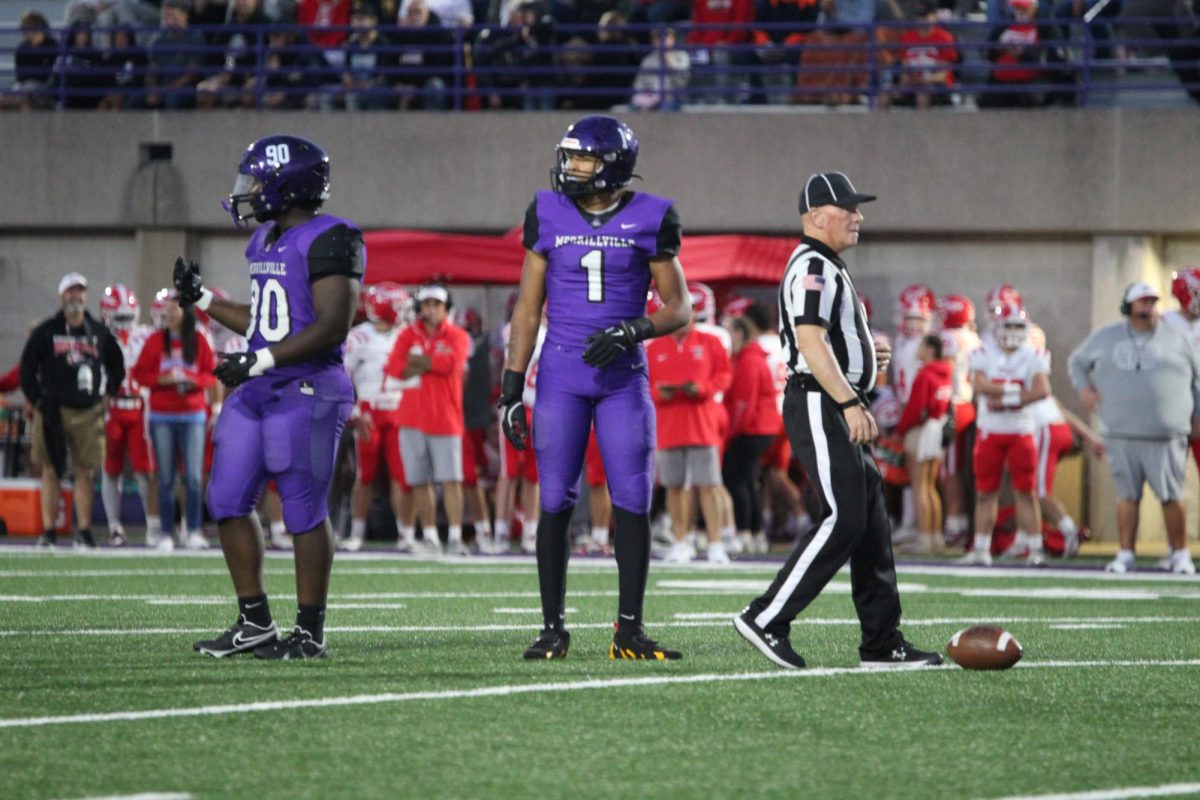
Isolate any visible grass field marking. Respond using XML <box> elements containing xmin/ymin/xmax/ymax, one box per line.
<box><xmin>2</xmin><ymin>658</ymin><xmax>1198</xmax><ymax>731</ymax></box>
<box><xmin>493</xmin><ymin>607</ymin><xmax>578</xmax><ymax>614</ymax></box>
<box><xmin>982</xmin><ymin>781</ymin><xmax>1200</xmax><ymax>799</ymax></box>
<box><xmin>1049</xmin><ymin>623</ymin><xmax>1128</xmax><ymax>630</ymax></box>
<box><xmin>1</xmin><ymin>615</ymin><xmax>1198</xmax><ymax>638</ymax></box>
<box><xmin>64</xmin><ymin>793</ymin><xmax>194</xmax><ymax>800</ymax></box>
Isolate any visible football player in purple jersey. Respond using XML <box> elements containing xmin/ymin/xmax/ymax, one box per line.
<box><xmin>501</xmin><ymin>115</ymin><xmax>691</xmax><ymax>660</ymax></box>
<box><xmin>174</xmin><ymin>135</ymin><xmax>363</xmax><ymax>660</ymax></box>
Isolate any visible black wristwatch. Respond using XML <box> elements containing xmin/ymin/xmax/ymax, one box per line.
<box><xmin>836</xmin><ymin>396</ymin><xmax>862</xmax><ymax>410</ymax></box>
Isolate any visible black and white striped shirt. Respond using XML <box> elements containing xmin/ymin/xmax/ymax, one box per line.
<box><xmin>778</xmin><ymin>236</ymin><xmax>877</xmax><ymax>394</ymax></box>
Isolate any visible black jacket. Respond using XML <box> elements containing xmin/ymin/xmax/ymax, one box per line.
<box><xmin>20</xmin><ymin>310</ymin><xmax>125</xmax><ymax>410</ymax></box>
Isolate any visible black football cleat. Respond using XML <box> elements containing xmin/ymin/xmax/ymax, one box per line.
<box><xmin>610</xmin><ymin>625</ymin><xmax>682</xmax><ymax>661</ymax></box>
<box><xmin>253</xmin><ymin>626</ymin><xmax>328</xmax><ymax>660</ymax></box>
<box><xmin>523</xmin><ymin>627</ymin><xmax>570</xmax><ymax>660</ymax></box>
<box><xmin>860</xmin><ymin>638</ymin><xmax>944</xmax><ymax>670</ymax></box>
<box><xmin>734</xmin><ymin>610</ymin><xmax>806</xmax><ymax>669</ymax></box>
<box><xmin>194</xmin><ymin>617</ymin><xmax>279</xmax><ymax>658</ymax></box>
<box><xmin>73</xmin><ymin>528</ymin><xmax>97</xmax><ymax>549</ymax></box>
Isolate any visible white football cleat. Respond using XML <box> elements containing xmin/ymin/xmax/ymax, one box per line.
<box><xmin>953</xmin><ymin>549</ymin><xmax>992</xmax><ymax>567</ymax></box>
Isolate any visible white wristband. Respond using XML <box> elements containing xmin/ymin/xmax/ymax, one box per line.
<box><xmin>195</xmin><ymin>288</ymin><xmax>214</xmax><ymax>311</ymax></box>
<box><xmin>249</xmin><ymin>348</ymin><xmax>275</xmax><ymax>377</ymax></box>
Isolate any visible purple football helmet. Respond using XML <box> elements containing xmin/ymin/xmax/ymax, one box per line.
<box><xmin>550</xmin><ymin>115</ymin><xmax>639</xmax><ymax>197</ymax></box>
<box><xmin>223</xmin><ymin>135</ymin><xmax>331</xmax><ymax>226</ymax></box>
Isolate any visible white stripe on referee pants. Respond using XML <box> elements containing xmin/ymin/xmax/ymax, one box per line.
<box><xmin>755</xmin><ymin>392</ymin><xmax>838</xmax><ymax>630</ymax></box>
<box><xmin>1035</xmin><ymin>424</ymin><xmax>1050</xmax><ymax>498</ymax></box>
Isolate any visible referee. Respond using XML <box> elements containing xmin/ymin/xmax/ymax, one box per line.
<box><xmin>733</xmin><ymin>172</ymin><xmax>943</xmax><ymax>669</ymax></box>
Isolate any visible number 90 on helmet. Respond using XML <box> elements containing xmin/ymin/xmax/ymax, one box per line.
<box><xmin>551</xmin><ymin>115</ymin><xmax>639</xmax><ymax>197</ymax></box>
<box><xmin>223</xmin><ymin>134</ymin><xmax>331</xmax><ymax>227</ymax></box>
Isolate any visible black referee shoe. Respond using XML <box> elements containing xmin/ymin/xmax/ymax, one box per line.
<box><xmin>734</xmin><ymin>610</ymin><xmax>805</xmax><ymax>669</ymax></box>
<box><xmin>860</xmin><ymin>639</ymin><xmax>943</xmax><ymax>670</ymax></box>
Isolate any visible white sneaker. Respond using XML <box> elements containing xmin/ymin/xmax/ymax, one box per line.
<box><xmin>752</xmin><ymin>532</ymin><xmax>769</xmax><ymax>555</ymax></box>
<box><xmin>145</xmin><ymin>528</ymin><xmax>161</xmax><ymax>548</ymax></box>
<box><xmin>156</xmin><ymin>536</ymin><xmax>175</xmax><ymax>553</ymax></box>
<box><xmin>1024</xmin><ymin>550</ymin><xmax>1046</xmax><ymax>567</ymax></box>
<box><xmin>999</xmin><ymin>532</ymin><xmax>1030</xmax><ymax>559</ymax></box>
<box><xmin>707</xmin><ymin>540</ymin><xmax>731</xmax><ymax>565</ymax></box>
<box><xmin>953</xmin><ymin>549</ymin><xmax>992</xmax><ymax>566</ymax></box>
<box><xmin>185</xmin><ymin>532</ymin><xmax>210</xmax><ymax>550</ymax></box>
<box><xmin>340</xmin><ymin>534</ymin><xmax>364</xmax><ymax>552</ymax></box>
<box><xmin>520</xmin><ymin>532</ymin><xmax>537</xmax><ymax>555</ymax></box>
<box><xmin>1105</xmin><ymin>554</ymin><xmax>1135</xmax><ymax>573</ymax></box>
<box><xmin>270</xmin><ymin>530</ymin><xmax>292</xmax><ymax>551</ymax></box>
<box><xmin>1062</xmin><ymin>531</ymin><xmax>1080</xmax><ymax>559</ymax></box>
<box><xmin>664</xmin><ymin>540</ymin><xmax>696</xmax><ymax>564</ymax></box>
<box><xmin>1170</xmin><ymin>551</ymin><xmax>1196</xmax><ymax>575</ymax></box>
<box><xmin>492</xmin><ymin>534</ymin><xmax>511</xmax><ymax>554</ymax></box>
<box><xmin>1155</xmin><ymin>553</ymin><xmax>1173</xmax><ymax>571</ymax></box>
<box><xmin>395</xmin><ymin>536</ymin><xmax>416</xmax><ymax>554</ymax></box>
<box><xmin>419</xmin><ymin>536</ymin><xmax>444</xmax><ymax>556</ymax></box>
<box><xmin>446</xmin><ymin>538</ymin><xmax>470</xmax><ymax>557</ymax></box>
<box><xmin>891</xmin><ymin>525</ymin><xmax>919</xmax><ymax>546</ymax></box>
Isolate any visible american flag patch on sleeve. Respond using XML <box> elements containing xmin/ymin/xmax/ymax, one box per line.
<box><xmin>802</xmin><ymin>274</ymin><xmax>826</xmax><ymax>291</ymax></box>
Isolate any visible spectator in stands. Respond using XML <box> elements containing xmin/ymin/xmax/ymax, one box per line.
<box><xmin>751</xmin><ymin>0</ymin><xmax>820</xmax><ymax>104</ymax></box>
<box><xmin>402</xmin><ymin>0</ymin><xmax>474</xmax><ymax>26</ymax></box>
<box><xmin>979</xmin><ymin>0</ymin><xmax>1066</xmax><ymax>108</ymax></box>
<box><xmin>473</xmin><ymin>0</ymin><xmax>555</xmax><ymax>109</ymax></box>
<box><xmin>6</xmin><ymin>11</ymin><xmax>59</xmax><ymax>111</ymax></box>
<box><xmin>243</xmin><ymin>26</ymin><xmax>331</xmax><ymax>108</ymax></box>
<box><xmin>722</xmin><ymin>316</ymin><xmax>782</xmax><ymax>553</ymax></box>
<box><xmin>19</xmin><ymin>273</ymin><xmax>125</xmax><ymax>549</ymax></box>
<box><xmin>647</xmin><ymin>314</ymin><xmax>733</xmax><ymax>564</ymax></box>
<box><xmin>1053</xmin><ymin>0</ymin><xmax>1121</xmax><ymax>61</ymax></box>
<box><xmin>1068</xmin><ymin>282</ymin><xmax>1200</xmax><ymax>575</ymax></box>
<box><xmin>793</xmin><ymin>0</ymin><xmax>900</xmax><ymax>105</ymax></box>
<box><xmin>384</xmin><ymin>285</ymin><xmax>472</xmax><ymax>555</ymax></box>
<box><xmin>630</xmin><ymin>25</ymin><xmax>691</xmax><ymax>110</ymax></box>
<box><xmin>299</xmin><ymin>0</ymin><xmax>352</xmax><ymax>58</ymax></box>
<box><xmin>391</xmin><ymin>0</ymin><xmax>456</xmax><ymax>110</ymax></box>
<box><xmin>687</xmin><ymin>0</ymin><xmax>755</xmax><ymax>104</ymax></box>
<box><xmin>578</xmin><ymin>10</ymin><xmax>641</xmax><ymax>109</ymax></box>
<box><xmin>629</xmin><ymin>0</ymin><xmax>692</xmax><ymax>27</ymax></box>
<box><xmin>339</xmin><ymin>1</ymin><xmax>399</xmax><ymax>110</ymax></box>
<box><xmin>195</xmin><ymin>0</ymin><xmax>272</xmax><ymax>108</ymax></box>
<box><xmin>98</xmin><ymin>25</ymin><xmax>149</xmax><ymax>109</ymax></box>
<box><xmin>894</xmin><ymin>333</ymin><xmax>953</xmax><ymax>554</ymax></box>
<box><xmin>145</xmin><ymin>0</ymin><xmax>208</xmax><ymax>109</ymax></box>
<box><xmin>54</xmin><ymin>21</ymin><xmax>108</xmax><ymax>109</ymax></box>
<box><xmin>882</xmin><ymin>0</ymin><xmax>958</xmax><ymax>109</ymax></box>
<box><xmin>132</xmin><ymin>290</ymin><xmax>216</xmax><ymax>551</ymax></box>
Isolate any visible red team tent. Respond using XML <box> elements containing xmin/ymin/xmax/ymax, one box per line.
<box><xmin>362</xmin><ymin>229</ymin><xmax>800</xmax><ymax>286</ymax></box>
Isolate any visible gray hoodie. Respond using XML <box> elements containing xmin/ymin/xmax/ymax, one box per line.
<box><xmin>1067</xmin><ymin>319</ymin><xmax>1200</xmax><ymax>439</ymax></box>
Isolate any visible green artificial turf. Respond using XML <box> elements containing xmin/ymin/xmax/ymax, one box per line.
<box><xmin>1</xmin><ymin>551</ymin><xmax>1198</xmax><ymax>799</ymax></box>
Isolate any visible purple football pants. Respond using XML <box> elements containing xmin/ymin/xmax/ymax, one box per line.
<box><xmin>206</xmin><ymin>369</ymin><xmax>352</xmax><ymax>534</ymax></box>
<box><xmin>532</xmin><ymin>345</ymin><xmax>656</xmax><ymax>514</ymax></box>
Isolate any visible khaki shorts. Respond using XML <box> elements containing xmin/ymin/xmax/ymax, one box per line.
<box><xmin>31</xmin><ymin>404</ymin><xmax>105</xmax><ymax>474</ymax></box>
<box><xmin>1104</xmin><ymin>436</ymin><xmax>1188</xmax><ymax>502</ymax></box>
<box><xmin>399</xmin><ymin>428</ymin><xmax>463</xmax><ymax>485</ymax></box>
<box><xmin>656</xmin><ymin>445</ymin><xmax>721</xmax><ymax>488</ymax></box>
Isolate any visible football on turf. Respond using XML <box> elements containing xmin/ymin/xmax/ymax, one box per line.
<box><xmin>946</xmin><ymin>625</ymin><xmax>1023</xmax><ymax>670</ymax></box>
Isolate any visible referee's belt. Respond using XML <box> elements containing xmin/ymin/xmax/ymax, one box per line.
<box><xmin>787</xmin><ymin>374</ymin><xmax>867</xmax><ymax>404</ymax></box>
<box><xmin>111</xmin><ymin>397</ymin><xmax>143</xmax><ymax>411</ymax></box>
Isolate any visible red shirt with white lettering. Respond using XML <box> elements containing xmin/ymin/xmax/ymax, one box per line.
<box><xmin>385</xmin><ymin>319</ymin><xmax>470</xmax><ymax>436</ymax></box>
<box><xmin>647</xmin><ymin>327</ymin><xmax>732</xmax><ymax>448</ymax></box>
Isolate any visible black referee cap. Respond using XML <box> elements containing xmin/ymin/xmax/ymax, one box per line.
<box><xmin>798</xmin><ymin>172</ymin><xmax>877</xmax><ymax>213</ymax></box>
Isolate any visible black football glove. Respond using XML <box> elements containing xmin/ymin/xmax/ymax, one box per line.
<box><xmin>173</xmin><ymin>257</ymin><xmax>205</xmax><ymax>307</ymax></box>
<box><xmin>582</xmin><ymin>317</ymin><xmax>655</xmax><ymax>368</ymax></box>
<box><xmin>497</xmin><ymin>369</ymin><xmax>528</xmax><ymax>451</ymax></box>
<box><xmin>213</xmin><ymin>351</ymin><xmax>259</xmax><ymax>388</ymax></box>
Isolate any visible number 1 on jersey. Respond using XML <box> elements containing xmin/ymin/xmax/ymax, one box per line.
<box><xmin>580</xmin><ymin>249</ymin><xmax>604</xmax><ymax>303</ymax></box>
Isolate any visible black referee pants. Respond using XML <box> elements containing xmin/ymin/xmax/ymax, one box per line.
<box><xmin>744</xmin><ymin>389</ymin><xmax>902</xmax><ymax>657</ymax></box>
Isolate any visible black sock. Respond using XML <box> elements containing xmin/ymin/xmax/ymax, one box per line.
<box><xmin>297</xmin><ymin>604</ymin><xmax>326</xmax><ymax>642</ymax></box>
<box><xmin>535</xmin><ymin>507</ymin><xmax>575</xmax><ymax>631</ymax></box>
<box><xmin>238</xmin><ymin>594</ymin><xmax>272</xmax><ymax>628</ymax></box>
<box><xmin>612</xmin><ymin>506</ymin><xmax>651</xmax><ymax>632</ymax></box>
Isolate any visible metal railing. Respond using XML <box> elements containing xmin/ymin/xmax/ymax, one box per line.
<box><xmin>1</xmin><ymin>18</ymin><xmax>1198</xmax><ymax>111</ymax></box>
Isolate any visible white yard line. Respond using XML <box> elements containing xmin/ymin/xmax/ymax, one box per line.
<box><xmin>1</xmin><ymin>616</ymin><xmax>1197</xmax><ymax>638</ymax></box>
<box><xmin>493</xmin><ymin>607</ymin><xmax>578</xmax><ymax>614</ymax></box>
<box><xmin>981</xmin><ymin>782</ymin><xmax>1200</xmax><ymax>800</ymax></box>
<box><xmin>63</xmin><ymin>793</ymin><xmax>193</xmax><ymax>800</ymax></box>
<box><xmin>1</xmin><ymin>659</ymin><xmax>1197</xmax><ymax>731</ymax></box>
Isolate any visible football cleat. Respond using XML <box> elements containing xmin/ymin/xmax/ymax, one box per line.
<box><xmin>36</xmin><ymin>531</ymin><xmax>57</xmax><ymax>548</ymax></box>
<box><xmin>195</xmin><ymin>617</ymin><xmax>279</xmax><ymax>658</ymax></box>
<box><xmin>610</xmin><ymin>625</ymin><xmax>682</xmax><ymax>661</ymax></box>
<box><xmin>253</xmin><ymin>626</ymin><xmax>327</xmax><ymax>660</ymax></box>
<box><xmin>860</xmin><ymin>638</ymin><xmax>944</xmax><ymax>669</ymax></box>
<box><xmin>734</xmin><ymin>610</ymin><xmax>805</xmax><ymax>669</ymax></box>
<box><xmin>73</xmin><ymin>529</ymin><xmax>97</xmax><ymax>549</ymax></box>
<box><xmin>1106</xmin><ymin>553</ymin><xmax>1135</xmax><ymax>573</ymax></box>
<box><xmin>109</xmin><ymin>530</ymin><xmax>128</xmax><ymax>547</ymax></box>
<box><xmin>953</xmin><ymin>549</ymin><xmax>992</xmax><ymax>567</ymax></box>
<box><xmin>523</xmin><ymin>627</ymin><xmax>570</xmax><ymax>660</ymax></box>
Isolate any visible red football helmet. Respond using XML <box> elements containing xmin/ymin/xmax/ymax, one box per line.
<box><xmin>992</xmin><ymin>301</ymin><xmax>1028</xmax><ymax>349</ymax></box>
<box><xmin>646</xmin><ymin>289</ymin><xmax>664</xmax><ymax>316</ymax></box>
<box><xmin>721</xmin><ymin>295</ymin><xmax>753</xmax><ymax>320</ymax></box>
<box><xmin>938</xmin><ymin>294</ymin><xmax>975</xmax><ymax>330</ymax></box>
<box><xmin>897</xmin><ymin>284</ymin><xmax>936</xmax><ymax>316</ymax></box>
<box><xmin>986</xmin><ymin>284</ymin><xmax>1023</xmax><ymax>314</ymax></box>
<box><xmin>151</xmin><ymin>288</ymin><xmax>177</xmax><ymax>329</ymax></box>
<box><xmin>365</xmin><ymin>282</ymin><xmax>411</xmax><ymax>326</ymax></box>
<box><xmin>100</xmin><ymin>283</ymin><xmax>139</xmax><ymax>330</ymax></box>
<box><xmin>1171</xmin><ymin>267</ymin><xmax>1200</xmax><ymax>316</ymax></box>
<box><xmin>687</xmin><ymin>281</ymin><xmax>715</xmax><ymax>323</ymax></box>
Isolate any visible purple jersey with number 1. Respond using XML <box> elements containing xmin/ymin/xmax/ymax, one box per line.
<box><xmin>523</xmin><ymin>190</ymin><xmax>682</xmax><ymax>515</ymax></box>
<box><xmin>206</xmin><ymin>213</ymin><xmax>363</xmax><ymax>533</ymax></box>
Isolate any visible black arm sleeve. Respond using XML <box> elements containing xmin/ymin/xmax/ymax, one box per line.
<box><xmin>655</xmin><ymin>204</ymin><xmax>682</xmax><ymax>259</ymax></box>
<box><xmin>308</xmin><ymin>224</ymin><xmax>365</xmax><ymax>280</ymax></box>
<box><xmin>102</xmin><ymin>327</ymin><xmax>125</xmax><ymax>397</ymax></box>
<box><xmin>522</xmin><ymin>199</ymin><xmax>540</xmax><ymax>252</ymax></box>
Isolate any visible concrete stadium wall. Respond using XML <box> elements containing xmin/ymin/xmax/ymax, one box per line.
<box><xmin>2</xmin><ymin>109</ymin><xmax>1197</xmax><ymax>543</ymax></box>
